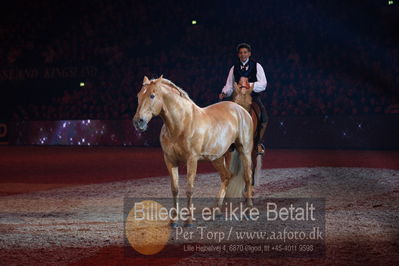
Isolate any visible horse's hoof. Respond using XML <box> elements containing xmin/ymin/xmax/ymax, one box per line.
<box><xmin>184</xmin><ymin>222</ymin><xmax>193</xmax><ymax>228</ymax></box>
<box><xmin>257</xmin><ymin>144</ymin><xmax>265</xmax><ymax>155</ymax></box>
<box><xmin>170</xmin><ymin>222</ymin><xmax>179</xmax><ymax>228</ymax></box>
<box><xmin>213</xmin><ymin>207</ymin><xmax>222</xmax><ymax>217</ymax></box>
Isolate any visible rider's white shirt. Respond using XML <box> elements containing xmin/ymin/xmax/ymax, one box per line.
<box><xmin>221</xmin><ymin>62</ymin><xmax>267</xmax><ymax>97</ymax></box>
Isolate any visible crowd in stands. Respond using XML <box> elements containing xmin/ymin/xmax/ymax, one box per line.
<box><xmin>1</xmin><ymin>0</ymin><xmax>398</xmax><ymax>121</ymax></box>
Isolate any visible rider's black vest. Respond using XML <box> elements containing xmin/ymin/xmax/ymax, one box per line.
<box><xmin>233</xmin><ymin>59</ymin><xmax>257</xmax><ymax>83</ymax></box>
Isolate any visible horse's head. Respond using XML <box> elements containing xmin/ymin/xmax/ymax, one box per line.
<box><xmin>133</xmin><ymin>75</ymin><xmax>164</xmax><ymax>132</ymax></box>
<box><xmin>233</xmin><ymin>77</ymin><xmax>254</xmax><ymax>111</ymax></box>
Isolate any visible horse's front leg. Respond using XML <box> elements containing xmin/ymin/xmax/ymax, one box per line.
<box><xmin>185</xmin><ymin>157</ymin><xmax>197</xmax><ymax>226</ymax></box>
<box><xmin>164</xmin><ymin>155</ymin><xmax>179</xmax><ymax>227</ymax></box>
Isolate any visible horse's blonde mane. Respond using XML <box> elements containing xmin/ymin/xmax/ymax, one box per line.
<box><xmin>153</xmin><ymin>78</ymin><xmax>194</xmax><ymax>103</ymax></box>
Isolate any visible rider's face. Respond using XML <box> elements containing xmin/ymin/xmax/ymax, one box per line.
<box><xmin>238</xmin><ymin>48</ymin><xmax>251</xmax><ymax>63</ymax></box>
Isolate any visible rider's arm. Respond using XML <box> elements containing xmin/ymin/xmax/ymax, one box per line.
<box><xmin>221</xmin><ymin>66</ymin><xmax>234</xmax><ymax>97</ymax></box>
<box><xmin>253</xmin><ymin>63</ymin><xmax>267</xmax><ymax>93</ymax></box>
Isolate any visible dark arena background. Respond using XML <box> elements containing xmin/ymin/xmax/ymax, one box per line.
<box><xmin>1</xmin><ymin>0</ymin><xmax>399</xmax><ymax>265</ymax></box>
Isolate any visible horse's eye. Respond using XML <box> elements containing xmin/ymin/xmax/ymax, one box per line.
<box><xmin>150</xmin><ymin>94</ymin><xmax>155</xmax><ymax>99</ymax></box>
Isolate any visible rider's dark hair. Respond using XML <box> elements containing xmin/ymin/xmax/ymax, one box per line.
<box><xmin>236</xmin><ymin>43</ymin><xmax>252</xmax><ymax>53</ymax></box>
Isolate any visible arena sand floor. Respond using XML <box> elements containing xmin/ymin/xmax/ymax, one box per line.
<box><xmin>0</xmin><ymin>146</ymin><xmax>398</xmax><ymax>265</ymax></box>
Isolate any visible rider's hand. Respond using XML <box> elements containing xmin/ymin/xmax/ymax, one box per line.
<box><xmin>219</xmin><ymin>93</ymin><xmax>225</xmax><ymax>100</ymax></box>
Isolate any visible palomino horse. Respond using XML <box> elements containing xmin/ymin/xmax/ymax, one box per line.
<box><xmin>232</xmin><ymin>77</ymin><xmax>266</xmax><ymax>186</ymax></box>
<box><xmin>133</xmin><ymin>76</ymin><xmax>253</xmax><ymax>225</ymax></box>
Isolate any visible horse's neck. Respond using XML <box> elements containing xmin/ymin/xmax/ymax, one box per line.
<box><xmin>233</xmin><ymin>93</ymin><xmax>252</xmax><ymax>112</ymax></box>
<box><xmin>160</xmin><ymin>92</ymin><xmax>195</xmax><ymax>136</ymax></box>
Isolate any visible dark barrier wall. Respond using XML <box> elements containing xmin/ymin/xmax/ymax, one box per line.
<box><xmin>8</xmin><ymin>115</ymin><xmax>399</xmax><ymax>149</ymax></box>
<box><xmin>266</xmin><ymin>115</ymin><xmax>399</xmax><ymax>149</ymax></box>
<box><xmin>0</xmin><ymin>122</ymin><xmax>7</xmax><ymax>144</ymax></box>
<box><xmin>9</xmin><ymin>119</ymin><xmax>163</xmax><ymax>147</ymax></box>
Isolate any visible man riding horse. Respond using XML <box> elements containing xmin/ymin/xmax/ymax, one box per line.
<box><xmin>219</xmin><ymin>43</ymin><xmax>268</xmax><ymax>152</ymax></box>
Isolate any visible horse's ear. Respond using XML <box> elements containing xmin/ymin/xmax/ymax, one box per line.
<box><xmin>155</xmin><ymin>75</ymin><xmax>163</xmax><ymax>84</ymax></box>
<box><xmin>234</xmin><ymin>82</ymin><xmax>239</xmax><ymax>90</ymax></box>
<box><xmin>143</xmin><ymin>76</ymin><xmax>150</xmax><ymax>85</ymax></box>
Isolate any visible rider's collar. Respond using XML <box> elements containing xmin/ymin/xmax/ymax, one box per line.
<box><xmin>240</xmin><ymin>58</ymin><xmax>249</xmax><ymax>65</ymax></box>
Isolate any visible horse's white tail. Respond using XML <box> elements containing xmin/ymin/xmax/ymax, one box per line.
<box><xmin>225</xmin><ymin>150</ymin><xmax>245</xmax><ymax>198</ymax></box>
<box><xmin>225</xmin><ymin>151</ymin><xmax>263</xmax><ymax>198</ymax></box>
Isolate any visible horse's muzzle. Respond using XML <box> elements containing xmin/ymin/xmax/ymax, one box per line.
<box><xmin>133</xmin><ymin>118</ymin><xmax>148</xmax><ymax>132</ymax></box>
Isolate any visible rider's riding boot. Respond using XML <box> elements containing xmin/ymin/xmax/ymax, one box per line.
<box><xmin>256</xmin><ymin>122</ymin><xmax>267</xmax><ymax>155</ymax></box>
<box><xmin>257</xmin><ymin>143</ymin><xmax>265</xmax><ymax>155</ymax></box>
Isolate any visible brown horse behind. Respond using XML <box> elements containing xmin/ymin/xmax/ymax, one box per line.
<box><xmin>232</xmin><ymin>77</ymin><xmax>267</xmax><ymax>185</ymax></box>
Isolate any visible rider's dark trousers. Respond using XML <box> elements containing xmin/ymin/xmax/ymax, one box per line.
<box><xmin>252</xmin><ymin>92</ymin><xmax>268</xmax><ymax>124</ymax></box>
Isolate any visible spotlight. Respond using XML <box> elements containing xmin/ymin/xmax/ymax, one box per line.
<box><xmin>192</xmin><ymin>20</ymin><xmax>197</xmax><ymax>25</ymax></box>
<box><xmin>80</xmin><ymin>82</ymin><xmax>85</xmax><ymax>87</ymax></box>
